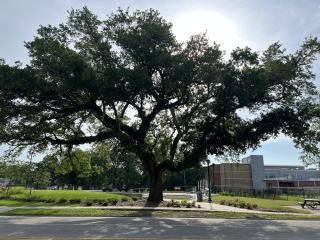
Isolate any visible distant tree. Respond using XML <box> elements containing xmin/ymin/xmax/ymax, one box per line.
<box><xmin>0</xmin><ymin>159</ymin><xmax>29</xmax><ymax>187</ymax></box>
<box><xmin>56</xmin><ymin>148</ymin><xmax>91</xmax><ymax>189</ymax></box>
<box><xmin>86</xmin><ymin>141</ymin><xmax>112</xmax><ymax>189</ymax></box>
<box><xmin>108</xmin><ymin>144</ymin><xmax>144</xmax><ymax>190</ymax></box>
<box><xmin>88</xmin><ymin>141</ymin><xmax>144</xmax><ymax>190</ymax></box>
<box><xmin>33</xmin><ymin>161</ymin><xmax>53</xmax><ymax>189</ymax></box>
<box><xmin>40</xmin><ymin>154</ymin><xmax>60</xmax><ymax>186</ymax></box>
<box><xmin>1</xmin><ymin>8</ymin><xmax>320</xmax><ymax>202</ymax></box>
<box><xmin>0</xmin><ymin>160</ymin><xmax>6</xmax><ymax>178</ymax></box>
<box><xmin>164</xmin><ymin>167</ymin><xmax>201</xmax><ymax>189</ymax></box>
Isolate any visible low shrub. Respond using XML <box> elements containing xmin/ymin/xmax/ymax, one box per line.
<box><xmin>24</xmin><ymin>196</ymin><xmax>41</xmax><ymax>202</ymax></box>
<box><xmin>110</xmin><ymin>199</ymin><xmax>118</xmax><ymax>205</ymax></box>
<box><xmin>220</xmin><ymin>199</ymin><xmax>256</xmax><ymax>210</ymax></box>
<box><xmin>85</xmin><ymin>201</ymin><xmax>93</xmax><ymax>206</ymax></box>
<box><xmin>69</xmin><ymin>199</ymin><xmax>81</xmax><ymax>204</ymax></box>
<box><xmin>185</xmin><ymin>202</ymin><xmax>192</xmax><ymax>208</ymax></box>
<box><xmin>239</xmin><ymin>201</ymin><xmax>246</xmax><ymax>208</ymax></box>
<box><xmin>56</xmin><ymin>198</ymin><xmax>68</xmax><ymax>204</ymax></box>
<box><xmin>95</xmin><ymin>199</ymin><xmax>107</xmax><ymax>206</ymax></box>
<box><xmin>166</xmin><ymin>199</ymin><xmax>195</xmax><ymax>208</ymax></box>
<box><xmin>180</xmin><ymin>200</ymin><xmax>188</xmax><ymax>206</ymax></box>
<box><xmin>232</xmin><ymin>202</ymin><xmax>239</xmax><ymax>208</ymax></box>
<box><xmin>246</xmin><ymin>203</ymin><xmax>252</xmax><ymax>209</ymax></box>
<box><xmin>110</xmin><ymin>192</ymin><xmax>142</xmax><ymax>201</ymax></box>
<box><xmin>220</xmin><ymin>191</ymin><xmax>235</xmax><ymax>196</ymax></box>
<box><xmin>166</xmin><ymin>200</ymin><xmax>181</xmax><ymax>208</ymax></box>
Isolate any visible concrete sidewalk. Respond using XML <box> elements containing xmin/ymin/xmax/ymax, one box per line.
<box><xmin>0</xmin><ymin>206</ymin><xmax>11</xmax><ymax>214</ymax></box>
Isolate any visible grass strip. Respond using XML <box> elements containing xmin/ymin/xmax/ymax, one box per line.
<box><xmin>213</xmin><ymin>195</ymin><xmax>308</xmax><ymax>213</ymax></box>
<box><xmin>3</xmin><ymin>208</ymin><xmax>320</xmax><ymax>220</ymax></box>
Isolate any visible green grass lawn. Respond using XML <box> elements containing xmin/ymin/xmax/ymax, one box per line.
<box><xmin>0</xmin><ymin>188</ymin><xmax>135</xmax><ymax>205</ymax></box>
<box><xmin>0</xmin><ymin>199</ymin><xmax>81</xmax><ymax>207</ymax></box>
<box><xmin>3</xmin><ymin>208</ymin><xmax>320</xmax><ymax>220</ymax></box>
<box><xmin>213</xmin><ymin>195</ymin><xmax>307</xmax><ymax>213</ymax></box>
<box><xmin>20</xmin><ymin>190</ymin><xmax>131</xmax><ymax>201</ymax></box>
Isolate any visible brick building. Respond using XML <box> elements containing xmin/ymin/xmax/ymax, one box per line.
<box><xmin>202</xmin><ymin>155</ymin><xmax>320</xmax><ymax>193</ymax></box>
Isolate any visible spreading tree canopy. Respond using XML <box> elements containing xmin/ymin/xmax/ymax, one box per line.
<box><xmin>1</xmin><ymin>7</ymin><xmax>320</xmax><ymax>202</ymax></box>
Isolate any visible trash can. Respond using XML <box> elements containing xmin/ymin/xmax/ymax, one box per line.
<box><xmin>196</xmin><ymin>191</ymin><xmax>203</xmax><ymax>202</ymax></box>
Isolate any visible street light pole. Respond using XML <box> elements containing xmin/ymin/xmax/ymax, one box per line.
<box><xmin>206</xmin><ymin>159</ymin><xmax>212</xmax><ymax>203</ymax></box>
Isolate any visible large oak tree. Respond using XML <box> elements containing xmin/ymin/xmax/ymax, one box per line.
<box><xmin>1</xmin><ymin>8</ymin><xmax>320</xmax><ymax>202</ymax></box>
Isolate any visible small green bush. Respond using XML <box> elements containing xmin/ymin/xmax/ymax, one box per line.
<box><xmin>232</xmin><ymin>202</ymin><xmax>239</xmax><ymax>208</ymax></box>
<box><xmin>246</xmin><ymin>203</ymin><xmax>252</xmax><ymax>209</ymax></box>
<box><xmin>186</xmin><ymin>202</ymin><xmax>192</xmax><ymax>208</ymax></box>
<box><xmin>219</xmin><ymin>200</ymin><xmax>226</xmax><ymax>205</ymax></box>
<box><xmin>110</xmin><ymin>199</ymin><xmax>118</xmax><ymax>205</ymax></box>
<box><xmin>180</xmin><ymin>200</ymin><xmax>188</xmax><ymax>206</ymax></box>
<box><xmin>102</xmin><ymin>201</ymin><xmax>109</xmax><ymax>206</ymax></box>
<box><xmin>85</xmin><ymin>201</ymin><xmax>93</xmax><ymax>206</ymax></box>
<box><xmin>166</xmin><ymin>200</ymin><xmax>181</xmax><ymax>208</ymax></box>
<box><xmin>57</xmin><ymin>198</ymin><xmax>68</xmax><ymax>204</ymax></box>
<box><xmin>95</xmin><ymin>199</ymin><xmax>106</xmax><ymax>206</ymax></box>
<box><xmin>25</xmin><ymin>196</ymin><xmax>41</xmax><ymax>202</ymax></box>
<box><xmin>252</xmin><ymin>204</ymin><xmax>258</xmax><ymax>209</ymax></box>
<box><xmin>69</xmin><ymin>199</ymin><xmax>81</xmax><ymax>204</ymax></box>
<box><xmin>239</xmin><ymin>201</ymin><xmax>246</xmax><ymax>208</ymax></box>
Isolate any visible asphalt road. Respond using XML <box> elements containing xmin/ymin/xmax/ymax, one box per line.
<box><xmin>0</xmin><ymin>216</ymin><xmax>319</xmax><ymax>239</ymax></box>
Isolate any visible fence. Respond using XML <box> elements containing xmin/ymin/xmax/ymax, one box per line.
<box><xmin>211</xmin><ymin>185</ymin><xmax>320</xmax><ymax>198</ymax></box>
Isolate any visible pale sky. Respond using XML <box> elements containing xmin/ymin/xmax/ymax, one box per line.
<box><xmin>1</xmin><ymin>0</ymin><xmax>320</xmax><ymax>166</ymax></box>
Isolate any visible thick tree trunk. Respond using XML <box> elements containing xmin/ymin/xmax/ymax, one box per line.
<box><xmin>147</xmin><ymin>169</ymin><xmax>164</xmax><ymax>203</ymax></box>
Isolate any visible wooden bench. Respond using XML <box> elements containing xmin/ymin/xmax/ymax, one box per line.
<box><xmin>298</xmin><ymin>199</ymin><xmax>320</xmax><ymax>209</ymax></box>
